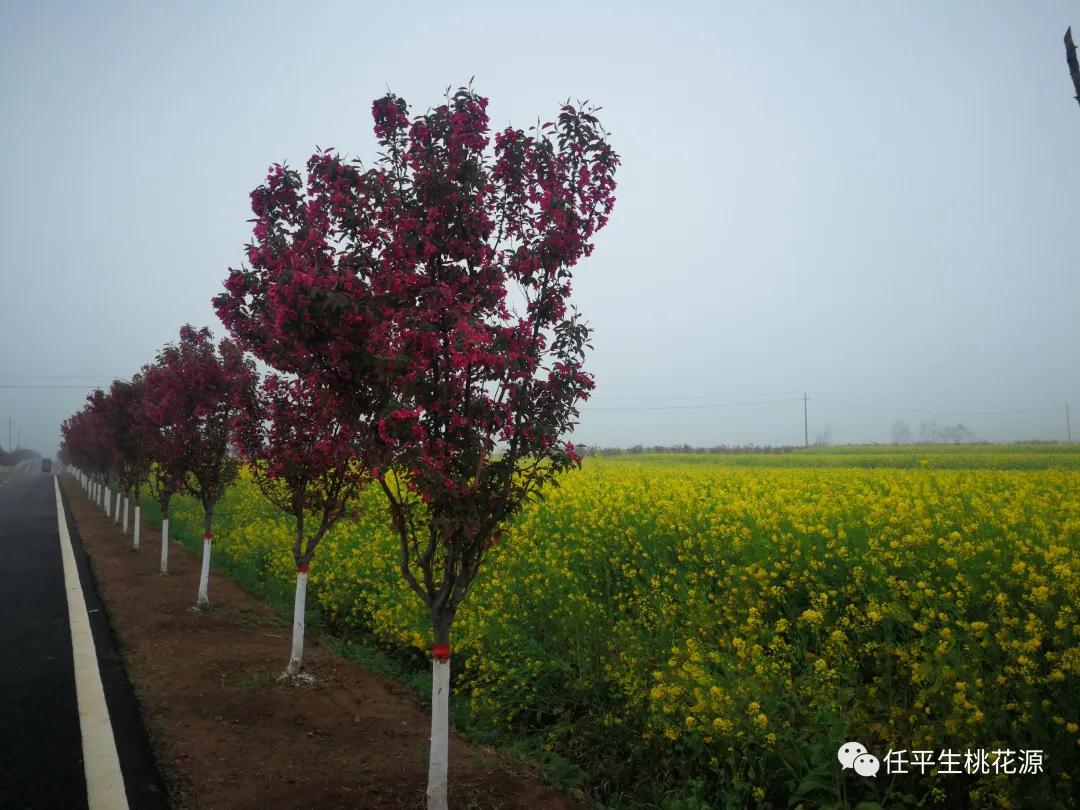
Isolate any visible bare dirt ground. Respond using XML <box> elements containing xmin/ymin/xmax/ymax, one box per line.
<box><xmin>61</xmin><ymin>478</ymin><xmax>580</xmax><ymax>810</ymax></box>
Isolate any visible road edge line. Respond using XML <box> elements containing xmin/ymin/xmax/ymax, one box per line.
<box><xmin>54</xmin><ymin>475</ymin><xmax>129</xmax><ymax>810</ymax></box>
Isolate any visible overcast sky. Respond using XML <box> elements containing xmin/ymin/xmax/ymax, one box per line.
<box><xmin>2</xmin><ymin>1</ymin><xmax>1078</xmax><ymax>454</ymax></box>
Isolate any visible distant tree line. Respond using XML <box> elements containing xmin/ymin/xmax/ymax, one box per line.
<box><xmin>891</xmin><ymin>420</ymin><xmax>976</xmax><ymax>444</ymax></box>
<box><xmin>585</xmin><ymin>444</ymin><xmax>806</xmax><ymax>456</ymax></box>
<box><xmin>0</xmin><ymin>446</ymin><xmax>40</xmax><ymax>466</ymax></box>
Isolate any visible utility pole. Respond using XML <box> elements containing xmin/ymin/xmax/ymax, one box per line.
<box><xmin>1068</xmin><ymin>402</ymin><xmax>1073</xmax><ymax>443</ymax></box>
<box><xmin>803</xmin><ymin>393</ymin><xmax>809</xmax><ymax>448</ymax></box>
<box><xmin>16</xmin><ymin>428</ymin><xmax>21</xmax><ymax>450</ymax></box>
<box><xmin>6</xmin><ymin>417</ymin><xmax>10</xmax><ymax>451</ymax></box>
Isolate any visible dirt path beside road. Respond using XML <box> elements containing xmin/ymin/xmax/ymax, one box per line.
<box><xmin>60</xmin><ymin>476</ymin><xmax>577</xmax><ymax>810</ymax></box>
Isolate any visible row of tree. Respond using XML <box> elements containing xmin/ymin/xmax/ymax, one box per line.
<box><xmin>62</xmin><ymin>327</ymin><xmax>256</xmax><ymax>599</ymax></box>
<box><xmin>60</xmin><ymin>85</ymin><xmax>618</xmax><ymax>810</ymax></box>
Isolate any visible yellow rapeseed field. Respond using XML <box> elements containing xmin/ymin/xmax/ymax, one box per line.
<box><xmin>163</xmin><ymin>447</ymin><xmax>1080</xmax><ymax>808</ymax></box>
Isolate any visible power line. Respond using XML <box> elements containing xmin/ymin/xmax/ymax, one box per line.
<box><xmin>0</xmin><ymin>378</ymin><xmax>122</xmax><ymax>384</ymax></box>
<box><xmin>807</xmin><ymin>393</ymin><xmax>1061</xmax><ymax>417</ymax></box>
<box><xmin>578</xmin><ymin>392</ymin><xmax>1071</xmax><ymax>426</ymax></box>
<box><xmin>0</xmin><ymin>384</ymin><xmax>109</xmax><ymax>390</ymax></box>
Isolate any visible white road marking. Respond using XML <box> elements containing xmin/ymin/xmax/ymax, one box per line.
<box><xmin>54</xmin><ymin>477</ymin><xmax>129</xmax><ymax>809</ymax></box>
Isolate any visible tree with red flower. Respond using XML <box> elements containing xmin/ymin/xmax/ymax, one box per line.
<box><xmin>233</xmin><ymin>373</ymin><xmax>370</xmax><ymax>676</ymax></box>
<box><xmin>60</xmin><ymin>399</ymin><xmax>113</xmax><ymax>507</ymax></box>
<box><xmin>137</xmin><ymin>360</ymin><xmax>193</xmax><ymax>575</ymax></box>
<box><xmin>216</xmin><ymin>84</ymin><xmax>617</xmax><ymax>809</ymax></box>
<box><xmin>142</xmin><ymin>325</ymin><xmax>257</xmax><ymax>607</ymax></box>
<box><xmin>98</xmin><ymin>378</ymin><xmax>152</xmax><ymax>547</ymax></box>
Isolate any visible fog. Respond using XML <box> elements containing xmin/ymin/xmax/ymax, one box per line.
<box><xmin>2</xmin><ymin>1</ymin><xmax>1077</xmax><ymax>455</ymax></box>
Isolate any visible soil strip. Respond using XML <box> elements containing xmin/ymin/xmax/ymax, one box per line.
<box><xmin>60</xmin><ymin>477</ymin><xmax>577</xmax><ymax>810</ymax></box>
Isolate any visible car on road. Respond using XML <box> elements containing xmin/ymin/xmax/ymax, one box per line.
<box><xmin>41</xmin><ymin>458</ymin><xmax>52</xmax><ymax>474</ymax></box>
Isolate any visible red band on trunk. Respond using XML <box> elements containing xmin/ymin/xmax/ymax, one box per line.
<box><xmin>433</xmin><ymin>644</ymin><xmax>451</xmax><ymax>662</ymax></box>
<box><xmin>162</xmin><ymin>515</ymin><xmax>168</xmax><ymax>520</ymax></box>
<box><xmin>297</xmin><ymin>563</ymin><xmax>309</xmax><ymax>573</ymax></box>
<box><xmin>203</xmin><ymin>533</ymin><xmax>212</xmax><ymax>542</ymax></box>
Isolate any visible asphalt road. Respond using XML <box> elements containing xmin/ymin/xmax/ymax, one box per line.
<box><xmin>0</xmin><ymin>471</ymin><xmax>167</xmax><ymax>809</ymax></box>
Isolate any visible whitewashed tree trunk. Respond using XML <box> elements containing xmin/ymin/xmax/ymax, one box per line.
<box><xmin>160</xmin><ymin>516</ymin><xmax>170</xmax><ymax>574</ymax></box>
<box><xmin>427</xmin><ymin>647</ymin><xmax>451</xmax><ymax>810</ymax></box>
<box><xmin>132</xmin><ymin>504</ymin><xmax>141</xmax><ymax>550</ymax></box>
<box><xmin>113</xmin><ymin>492</ymin><xmax>121</xmax><ymax>524</ymax></box>
<box><xmin>104</xmin><ymin>487</ymin><xmax>110</xmax><ymax>516</ymax></box>
<box><xmin>122</xmin><ymin>496</ymin><xmax>129</xmax><ymax>534</ymax></box>
<box><xmin>286</xmin><ymin>565</ymin><xmax>309</xmax><ymax>676</ymax></box>
<box><xmin>196</xmin><ymin>533</ymin><xmax>212</xmax><ymax>608</ymax></box>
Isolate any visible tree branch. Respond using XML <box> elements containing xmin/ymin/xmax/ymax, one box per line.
<box><xmin>1067</xmin><ymin>27</ymin><xmax>1080</xmax><ymax>109</ymax></box>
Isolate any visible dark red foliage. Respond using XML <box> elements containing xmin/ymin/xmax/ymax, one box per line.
<box><xmin>60</xmin><ymin>396</ymin><xmax>113</xmax><ymax>481</ymax></box>
<box><xmin>216</xmin><ymin>85</ymin><xmax>618</xmax><ymax>634</ymax></box>
<box><xmin>139</xmin><ymin>325</ymin><xmax>257</xmax><ymax>529</ymax></box>
<box><xmin>101</xmin><ymin>378</ymin><xmax>151</xmax><ymax>498</ymax></box>
<box><xmin>233</xmin><ymin>373</ymin><xmax>369</xmax><ymax>566</ymax></box>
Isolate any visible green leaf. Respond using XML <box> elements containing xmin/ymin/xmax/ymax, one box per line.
<box><xmin>793</xmin><ymin>770</ymin><xmax>835</xmax><ymax>797</ymax></box>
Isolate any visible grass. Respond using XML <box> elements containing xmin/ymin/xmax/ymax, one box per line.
<box><xmin>235</xmin><ymin>668</ymin><xmax>279</xmax><ymax>691</ymax></box>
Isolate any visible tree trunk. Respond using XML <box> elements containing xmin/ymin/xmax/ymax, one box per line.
<box><xmin>286</xmin><ymin>562</ymin><xmax>310</xmax><ymax>676</ymax></box>
<box><xmin>103</xmin><ymin>485</ymin><xmax>110</xmax><ymax>515</ymax></box>
<box><xmin>160</xmin><ymin>513</ymin><xmax>170</xmax><ymax>574</ymax></box>
<box><xmin>427</xmin><ymin>615</ymin><xmax>452</xmax><ymax>810</ymax></box>
<box><xmin>196</xmin><ymin>508</ymin><xmax>213</xmax><ymax>608</ymax></box>
<box><xmin>113</xmin><ymin>489</ymin><xmax>121</xmax><ymax>524</ymax></box>
<box><xmin>122</xmin><ymin>495</ymin><xmax>129</xmax><ymax>534</ymax></box>
<box><xmin>131</xmin><ymin>488</ymin><xmax>140</xmax><ymax>552</ymax></box>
